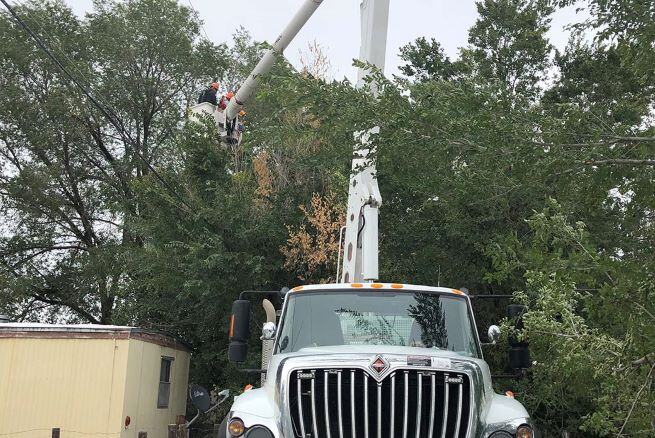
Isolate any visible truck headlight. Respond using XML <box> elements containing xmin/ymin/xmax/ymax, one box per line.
<box><xmin>228</xmin><ymin>418</ymin><xmax>245</xmax><ymax>437</ymax></box>
<box><xmin>245</xmin><ymin>426</ymin><xmax>274</xmax><ymax>438</ymax></box>
<box><xmin>489</xmin><ymin>424</ymin><xmax>534</xmax><ymax>438</ymax></box>
<box><xmin>516</xmin><ymin>424</ymin><xmax>534</xmax><ymax>438</ymax></box>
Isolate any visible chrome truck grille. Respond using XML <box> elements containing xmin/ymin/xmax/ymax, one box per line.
<box><xmin>288</xmin><ymin>368</ymin><xmax>471</xmax><ymax>438</ymax></box>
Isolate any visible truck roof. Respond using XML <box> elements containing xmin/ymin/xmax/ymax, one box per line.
<box><xmin>290</xmin><ymin>283</ymin><xmax>467</xmax><ymax>296</ymax></box>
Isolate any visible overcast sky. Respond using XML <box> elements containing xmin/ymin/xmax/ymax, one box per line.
<box><xmin>65</xmin><ymin>0</ymin><xmax>586</xmax><ymax>82</ymax></box>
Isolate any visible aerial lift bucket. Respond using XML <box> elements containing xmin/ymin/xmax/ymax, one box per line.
<box><xmin>189</xmin><ymin>102</ymin><xmax>242</xmax><ymax>146</ymax></box>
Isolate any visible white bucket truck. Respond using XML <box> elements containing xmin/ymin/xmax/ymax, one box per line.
<box><xmin>210</xmin><ymin>2</ymin><xmax>534</xmax><ymax>437</ymax></box>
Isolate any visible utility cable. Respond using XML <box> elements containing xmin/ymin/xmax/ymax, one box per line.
<box><xmin>11</xmin><ymin>0</ymin><xmax>95</xmax><ymax>88</ymax></box>
<box><xmin>10</xmin><ymin>0</ymin><xmax>106</xmax><ymax>106</ymax></box>
<box><xmin>9</xmin><ymin>0</ymin><xmax>131</xmax><ymax>150</ymax></box>
<box><xmin>0</xmin><ymin>0</ymin><xmax>196</xmax><ymax>212</ymax></box>
<box><xmin>186</xmin><ymin>0</ymin><xmax>210</xmax><ymax>42</ymax></box>
<box><xmin>1</xmin><ymin>0</ymin><xmax>128</xmax><ymax>138</ymax></box>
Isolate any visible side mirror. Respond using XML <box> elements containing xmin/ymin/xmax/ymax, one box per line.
<box><xmin>487</xmin><ymin>325</ymin><xmax>501</xmax><ymax>344</ymax></box>
<box><xmin>228</xmin><ymin>300</ymin><xmax>251</xmax><ymax>363</ymax></box>
<box><xmin>507</xmin><ymin>304</ymin><xmax>531</xmax><ymax>370</ymax></box>
<box><xmin>509</xmin><ymin>345</ymin><xmax>531</xmax><ymax>369</ymax></box>
<box><xmin>507</xmin><ymin>304</ymin><xmax>527</xmax><ymax>322</ymax></box>
<box><xmin>261</xmin><ymin>321</ymin><xmax>277</xmax><ymax>341</ymax></box>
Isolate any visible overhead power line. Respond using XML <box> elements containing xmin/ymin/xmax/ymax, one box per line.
<box><xmin>186</xmin><ymin>0</ymin><xmax>211</xmax><ymax>42</ymax></box>
<box><xmin>0</xmin><ymin>0</ymin><xmax>196</xmax><ymax>212</ymax></box>
<box><xmin>11</xmin><ymin>0</ymin><xmax>101</xmax><ymax>99</ymax></box>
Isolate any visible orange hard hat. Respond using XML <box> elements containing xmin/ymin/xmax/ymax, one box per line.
<box><xmin>238</xmin><ymin>110</ymin><xmax>246</xmax><ymax>117</ymax></box>
<box><xmin>210</xmin><ymin>82</ymin><xmax>219</xmax><ymax>90</ymax></box>
<box><xmin>226</xmin><ymin>91</ymin><xmax>235</xmax><ymax>99</ymax></box>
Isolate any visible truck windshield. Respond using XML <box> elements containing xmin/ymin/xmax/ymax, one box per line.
<box><xmin>276</xmin><ymin>291</ymin><xmax>479</xmax><ymax>357</ymax></box>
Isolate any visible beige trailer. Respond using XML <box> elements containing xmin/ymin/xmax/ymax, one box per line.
<box><xmin>0</xmin><ymin>323</ymin><xmax>191</xmax><ymax>438</ymax></box>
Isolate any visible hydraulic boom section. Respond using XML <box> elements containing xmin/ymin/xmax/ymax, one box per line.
<box><xmin>226</xmin><ymin>0</ymin><xmax>325</xmax><ymax>121</ymax></box>
<box><xmin>340</xmin><ymin>0</ymin><xmax>390</xmax><ymax>283</ymax></box>
<box><xmin>191</xmin><ymin>1</ymin><xmax>324</xmax><ymax>146</ymax></box>
<box><xmin>219</xmin><ymin>0</ymin><xmax>389</xmax><ymax>284</ymax></box>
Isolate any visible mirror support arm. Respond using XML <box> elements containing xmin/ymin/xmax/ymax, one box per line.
<box><xmin>239</xmin><ymin>368</ymin><xmax>268</xmax><ymax>375</ymax></box>
<box><xmin>239</xmin><ymin>289</ymin><xmax>287</xmax><ymax>300</ymax></box>
<box><xmin>491</xmin><ymin>369</ymin><xmax>528</xmax><ymax>379</ymax></box>
<box><xmin>186</xmin><ymin>409</ymin><xmax>201</xmax><ymax>428</ymax></box>
<box><xmin>186</xmin><ymin>389</ymin><xmax>231</xmax><ymax>428</ymax></box>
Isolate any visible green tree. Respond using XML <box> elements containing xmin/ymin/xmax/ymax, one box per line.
<box><xmin>486</xmin><ymin>201</ymin><xmax>655</xmax><ymax>435</ymax></box>
<box><xmin>0</xmin><ymin>0</ymin><xmax>227</xmax><ymax>323</ymax></box>
<box><xmin>465</xmin><ymin>0</ymin><xmax>554</xmax><ymax>96</ymax></box>
<box><xmin>398</xmin><ymin>37</ymin><xmax>462</xmax><ymax>82</ymax></box>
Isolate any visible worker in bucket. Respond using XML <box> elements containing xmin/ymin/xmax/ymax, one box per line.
<box><xmin>218</xmin><ymin>90</ymin><xmax>235</xmax><ymax>111</ymax></box>
<box><xmin>198</xmin><ymin>82</ymin><xmax>219</xmax><ymax>105</ymax></box>
<box><xmin>238</xmin><ymin>110</ymin><xmax>246</xmax><ymax>132</ymax></box>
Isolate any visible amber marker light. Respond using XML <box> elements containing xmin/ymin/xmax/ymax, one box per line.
<box><xmin>371</xmin><ymin>283</ymin><xmax>384</xmax><ymax>288</ymax></box>
<box><xmin>390</xmin><ymin>284</ymin><xmax>404</xmax><ymax>289</ymax></box>
<box><xmin>451</xmin><ymin>289</ymin><xmax>465</xmax><ymax>295</ymax></box>
<box><xmin>351</xmin><ymin>283</ymin><xmax>364</xmax><ymax>288</ymax></box>
<box><xmin>292</xmin><ymin>286</ymin><xmax>303</xmax><ymax>292</ymax></box>
<box><xmin>228</xmin><ymin>418</ymin><xmax>245</xmax><ymax>437</ymax></box>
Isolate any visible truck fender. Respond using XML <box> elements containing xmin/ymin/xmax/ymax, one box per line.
<box><xmin>228</xmin><ymin>387</ymin><xmax>279</xmax><ymax>435</ymax></box>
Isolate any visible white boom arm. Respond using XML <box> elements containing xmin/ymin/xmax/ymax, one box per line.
<box><xmin>227</xmin><ymin>0</ymin><xmax>325</xmax><ymax>121</ymax></box>
<box><xmin>340</xmin><ymin>0</ymin><xmax>390</xmax><ymax>283</ymax></box>
<box><xmin>222</xmin><ymin>0</ymin><xmax>387</xmax><ymax>283</ymax></box>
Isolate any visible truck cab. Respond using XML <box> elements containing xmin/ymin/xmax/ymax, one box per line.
<box><xmin>225</xmin><ymin>283</ymin><xmax>534</xmax><ymax>438</ymax></box>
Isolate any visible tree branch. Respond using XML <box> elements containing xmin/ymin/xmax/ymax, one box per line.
<box><xmin>617</xmin><ymin>363</ymin><xmax>655</xmax><ymax>436</ymax></box>
<box><xmin>581</xmin><ymin>159</ymin><xmax>655</xmax><ymax>166</ymax></box>
<box><xmin>632</xmin><ymin>353</ymin><xmax>655</xmax><ymax>367</ymax></box>
<box><xmin>31</xmin><ymin>293</ymin><xmax>101</xmax><ymax>324</ymax></box>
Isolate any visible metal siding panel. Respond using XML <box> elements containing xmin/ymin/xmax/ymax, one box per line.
<box><xmin>0</xmin><ymin>337</ymin><xmax>128</xmax><ymax>437</ymax></box>
<box><xmin>131</xmin><ymin>340</ymin><xmax>191</xmax><ymax>437</ymax></box>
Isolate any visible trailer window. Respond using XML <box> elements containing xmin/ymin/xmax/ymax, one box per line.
<box><xmin>157</xmin><ymin>357</ymin><xmax>174</xmax><ymax>408</ymax></box>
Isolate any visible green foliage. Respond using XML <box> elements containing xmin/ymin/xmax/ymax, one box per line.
<box><xmin>0</xmin><ymin>0</ymin><xmax>230</xmax><ymax>323</ymax></box>
<box><xmin>487</xmin><ymin>201</ymin><xmax>655</xmax><ymax>435</ymax></box>
<box><xmin>398</xmin><ymin>37</ymin><xmax>463</xmax><ymax>82</ymax></box>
